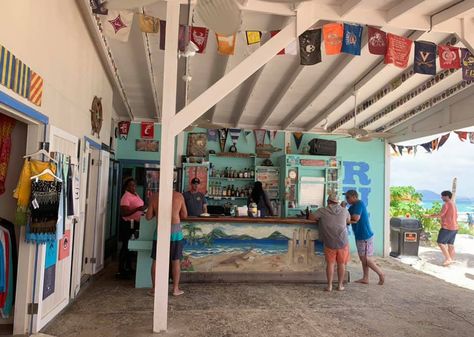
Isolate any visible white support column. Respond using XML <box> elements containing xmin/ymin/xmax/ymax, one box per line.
<box><xmin>383</xmin><ymin>141</ymin><xmax>391</xmax><ymax>257</ymax></box>
<box><xmin>170</xmin><ymin>12</ymin><xmax>320</xmax><ymax>136</ymax></box>
<box><xmin>154</xmin><ymin>0</ymin><xmax>180</xmax><ymax>332</ymax></box>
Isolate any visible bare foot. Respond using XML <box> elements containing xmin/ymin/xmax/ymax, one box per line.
<box><xmin>173</xmin><ymin>289</ymin><xmax>185</xmax><ymax>296</ymax></box>
<box><xmin>337</xmin><ymin>285</ymin><xmax>345</xmax><ymax>291</ymax></box>
<box><xmin>378</xmin><ymin>274</ymin><xmax>385</xmax><ymax>285</ymax></box>
<box><xmin>355</xmin><ymin>278</ymin><xmax>369</xmax><ymax>284</ymax></box>
<box><xmin>442</xmin><ymin>260</ymin><xmax>454</xmax><ymax>267</ymax></box>
<box><xmin>324</xmin><ymin>286</ymin><xmax>333</xmax><ymax>292</ymax></box>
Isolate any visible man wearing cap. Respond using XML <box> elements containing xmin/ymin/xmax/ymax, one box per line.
<box><xmin>309</xmin><ymin>193</ymin><xmax>351</xmax><ymax>292</ymax></box>
<box><xmin>183</xmin><ymin>178</ymin><xmax>208</xmax><ymax>216</ymax></box>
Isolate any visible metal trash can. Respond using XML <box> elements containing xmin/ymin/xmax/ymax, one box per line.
<box><xmin>390</xmin><ymin>217</ymin><xmax>422</xmax><ymax>257</ymax></box>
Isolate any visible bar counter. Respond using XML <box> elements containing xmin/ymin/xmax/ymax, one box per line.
<box><xmin>129</xmin><ymin>215</ymin><xmax>324</xmax><ymax>288</ymax></box>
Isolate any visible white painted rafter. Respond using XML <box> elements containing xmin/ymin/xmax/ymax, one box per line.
<box><xmin>432</xmin><ymin>0</ymin><xmax>474</xmax><ymax>27</ymax></box>
<box><xmin>208</xmin><ymin>55</ymin><xmax>230</xmax><ymax>122</ymax></box>
<box><xmin>233</xmin><ymin>67</ymin><xmax>265</xmax><ymax>126</ymax></box>
<box><xmin>340</xmin><ymin>0</ymin><xmax>364</xmax><ymax>16</ymax></box>
<box><xmin>386</xmin><ymin>0</ymin><xmax>426</xmax><ymax>23</ymax></box>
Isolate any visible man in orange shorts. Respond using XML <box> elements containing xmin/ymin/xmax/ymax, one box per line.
<box><xmin>310</xmin><ymin>193</ymin><xmax>350</xmax><ymax>291</ymax></box>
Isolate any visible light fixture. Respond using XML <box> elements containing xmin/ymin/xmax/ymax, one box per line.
<box><xmin>196</xmin><ymin>0</ymin><xmax>241</xmax><ymax>36</ymax></box>
<box><xmin>321</xmin><ymin>118</ymin><xmax>328</xmax><ymax>131</ymax></box>
<box><xmin>178</xmin><ymin>41</ymin><xmax>199</xmax><ymax>59</ymax></box>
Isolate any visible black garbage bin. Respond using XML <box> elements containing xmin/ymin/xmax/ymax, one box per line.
<box><xmin>390</xmin><ymin>217</ymin><xmax>422</xmax><ymax>257</ymax></box>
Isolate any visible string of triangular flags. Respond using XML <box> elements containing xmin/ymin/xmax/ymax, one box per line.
<box><xmin>390</xmin><ymin>131</ymin><xmax>474</xmax><ymax>156</ymax></box>
<box><xmin>91</xmin><ymin>1</ymin><xmax>474</xmax><ymax>79</ymax></box>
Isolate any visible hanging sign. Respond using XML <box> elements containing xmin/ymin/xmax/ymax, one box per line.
<box><xmin>141</xmin><ymin>122</ymin><xmax>154</xmax><ymax>139</ymax></box>
<box><xmin>118</xmin><ymin>121</ymin><xmax>131</xmax><ymax>139</ymax></box>
<box><xmin>218</xmin><ymin>128</ymin><xmax>228</xmax><ymax>152</ymax></box>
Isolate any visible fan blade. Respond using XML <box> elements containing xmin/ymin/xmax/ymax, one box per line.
<box><xmin>367</xmin><ymin>132</ymin><xmax>393</xmax><ymax>139</ymax></box>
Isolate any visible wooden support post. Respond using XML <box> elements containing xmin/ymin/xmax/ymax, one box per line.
<box><xmin>153</xmin><ymin>0</ymin><xmax>180</xmax><ymax>332</ymax></box>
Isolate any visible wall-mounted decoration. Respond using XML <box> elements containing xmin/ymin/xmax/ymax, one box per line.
<box><xmin>207</xmin><ymin>129</ymin><xmax>218</xmax><ymax>142</ymax></box>
<box><xmin>187</xmin><ymin>133</ymin><xmax>207</xmax><ymax>157</ymax></box>
<box><xmin>141</xmin><ymin>122</ymin><xmax>154</xmax><ymax>139</ymax></box>
<box><xmin>136</xmin><ymin>139</ymin><xmax>159</xmax><ymax>152</ymax></box>
<box><xmin>90</xmin><ymin>96</ymin><xmax>103</xmax><ymax>138</ymax></box>
<box><xmin>293</xmin><ymin>132</ymin><xmax>304</xmax><ymax>150</ymax></box>
<box><xmin>118</xmin><ymin>121</ymin><xmax>131</xmax><ymax>139</ymax></box>
<box><xmin>218</xmin><ymin>129</ymin><xmax>228</xmax><ymax>152</ymax></box>
<box><xmin>253</xmin><ymin>129</ymin><xmax>266</xmax><ymax>148</ymax></box>
<box><xmin>228</xmin><ymin>128</ymin><xmax>241</xmax><ymax>152</ymax></box>
<box><xmin>43</xmin><ymin>265</ymin><xmax>56</xmax><ymax>300</ymax></box>
<box><xmin>45</xmin><ymin>240</ymin><xmax>57</xmax><ymax>269</ymax></box>
<box><xmin>59</xmin><ymin>230</ymin><xmax>71</xmax><ymax>261</ymax></box>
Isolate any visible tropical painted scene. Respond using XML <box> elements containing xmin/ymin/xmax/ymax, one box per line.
<box><xmin>180</xmin><ymin>222</ymin><xmax>325</xmax><ymax>273</ymax></box>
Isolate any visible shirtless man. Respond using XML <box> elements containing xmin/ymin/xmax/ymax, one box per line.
<box><xmin>146</xmin><ymin>190</ymin><xmax>187</xmax><ymax>296</ymax></box>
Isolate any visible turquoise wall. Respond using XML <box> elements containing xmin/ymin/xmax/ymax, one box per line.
<box><xmin>118</xmin><ymin>126</ymin><xmax>386</xmax><ymax>255</ymax></box>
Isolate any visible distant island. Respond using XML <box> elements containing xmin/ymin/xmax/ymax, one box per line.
<box><xmin>417</xmin><ymin>190</ymin><xmax>472</xmax><ymax>203</ymax></box>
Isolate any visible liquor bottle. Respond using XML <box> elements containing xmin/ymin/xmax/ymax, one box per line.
<box><xmin>231</xmin><ymin>185</ymin><xmax>235</xmax><ymax>197</ymax></box>
<box><xmin>239</xmin><ymin>171</ymin><xmax>243</xmax><ymax>178</ymax></box>
<box><xmin>250</xmin><ymin>169</ymin><xmax>254</xmax><ymax>178</ymax></box>
<box><xmin>223</xmin><ymin>185</ymin><xmax>227</xmax><ymax>197</ymax></box>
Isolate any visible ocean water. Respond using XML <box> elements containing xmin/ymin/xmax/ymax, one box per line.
<box><xmin>184</xmin><ymin>238</ymin><xmax>324</xmax><ymax>257</ymax></box>
<box><xmin>422</xmin><ymin>201</ymin><xmax>474</xmax><ymax>222</ymax></box>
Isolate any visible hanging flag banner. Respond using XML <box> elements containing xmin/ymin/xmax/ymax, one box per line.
<box><xmin>368</xmin><ymin>26</ymin><xmax>387</xmax><ymax>55</ymax></box>
<box><xmin>293</xmin><ymin>132</ymin><xmax>304</xmax><ymax>150</ymax></box>
<box><xmin>190</xmin><ymin>26</ymin><xmax>209</xmax><ymax>53</ymax></box>
<box><xmin>431</xmin><ymin>138</ymin><xmax>439</xmax><ymax>151</ymax></box>
<box><xmin>29</xmin><ymin>71</ymin><xmax>43</xmax><ymax>106</ymax></box>
<box><xmin>218</xmin><ymin>128</ymin><xmax>228</xmax><ymax>152</ymax></box>
<box><xmin>228</xmin><ymin>128</ymin><xmax>241</xmax><ymax>144</ymax></box>
<box><xmin>13</xmin><ymin>58</ymin><xmax>31</xmax><ymax>99</ymax></box>
<box><xmin>216</xmin><ymin>33</ymin><xmax>237</xmax><ymax>55</ymax></box>
<box><xmin>341</xmin><ymin>23</ymin><xmax>363</xmax><ymax>56</ymax></box>
<box><xmin>159</xmin><ymin>21</ymin><xmax>186</xmax><ymax>51</ymax></box>
<box><xmin>267</xmin><ymin>130</ymin><xmax>277</xmax><ymax>144</ymax></box>
<box><xmin>118</xmin><ymin>121</ymin><xmax>131</xmax><ymax>139</ymax></box>
<box><xmin>45</xmin><ymin>240</ymin><xmax>58</xmax><ymax>269</ymax></box>
<box><xmin>438</xmin><ymin>45</ymin><xmax>461</xmax><ymax>69</ymax></box>
<box><xmin>470</xmin><ymin>132</ymin><xmax>474</xmax><ymax>144</ymax></box>
<box><xmin>90</xmin><ymin>0</ymin><xmax>108</xmax><ymax>15</ymax></box>
<box><xmin>385</xmin><ymin>33</ymin><xmax>412</xmax><ymax>68</ymax></box>
<box><xmin>397</xmin><ymin>145</ymin><xmax>405</xmax><ymax>156</ymax></box>
<box><xmin>207</xmin><ymin>129</ymin><xmax>218</xmax><ymax>142</ymax></box>
<box><xmin>414</xmin><ymin>41</ymin><xmax>436</xmax><ymax>75</ymax></box>
<box><xmin>254</xmin><ymin>129</ymin><xmax>266</xmax><ymax>147</ymax></box>
<box><xmin>270</xmin><ymin>31</ymin><xmax>298</xmax><ymax>55</ymax></box>
<box><xmin>299</xmin><ymin>29</ymin><xmax>322</xmax><ymax>65</ymax></box>
<box><xmin>100</xmin><ymin>10</ymin><xmax>134</xmax><ymax>42</ymax></box>
<box><xmin>437</xmin><ymin>133</ymin><xmax>450</xmax><ymax>148</ymax></box>
<box><xmin>0</xmin><ymin>45</ymin><xmax>16</xmax><ymax>90</ymax></box>
<box><xmin>323</xmin><ymin>23</ymin><xmax>343</xmax><ymax>55</ymax></box>
<box><xmin>455</xmin><ymin>131</ymin><xmax>468</xmax><ymax>141</ymax></box>
<box><xmin>414</xmin><ymin>145</ymin><xmax>418</xmax><ymax>156</ymax></box>
<box><xmin>407</xmin><ymin>146</ymin><xmax>413</xmax><ymax>155</ymax></box>
<box><xmin>141</xmin><ymin>122</ymin><xmax>154</xmax><ymax>139</ymax></box>
<box><xmin>390</xmin><ymin>144</ymin><xmax>399</xmax><ymax>156</ymax></box>
<box><xmin>461</xmin><ymin>48</ymin><xmax>474</xmax><ymax>81</ymax></box>
<box><xmin>137</xmin><ymin>13</ymin><xmax>159</xmax><ymax>33</ymax></box>
<box><xmin>246</xmin><ymin>31</ymin><xmax>261</xmax><ymax>45</ymax></box>
<box><xmin>421</xmin><ymin>142</ymin><xmax>432</xmax><ymax>153</ymax></box>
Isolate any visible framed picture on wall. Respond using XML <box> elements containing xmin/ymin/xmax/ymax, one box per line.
<box><xmin>187</xmin><ymin>133</ymin><xmax>207</xmax><ymax>157</ymax></box>
<box><xmin>136</xmin><ymin>139</ymin><xmax>159</xmax><ymax>152</ymax></box>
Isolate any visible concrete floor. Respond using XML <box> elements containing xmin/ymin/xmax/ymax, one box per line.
<box><xmin>40</xmin><ymin>258</ymin><xmax>474</xmax><ymax>337</ymax></box>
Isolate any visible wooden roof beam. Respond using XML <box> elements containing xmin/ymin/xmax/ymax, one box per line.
<box><xmin>233</xmin><ymin>67</ymin><xmax>266</xmax><ymax>127</ymax></box>
<box><xmin>386</xmin><ymin>0</ymin><xmax>427</xmax><ymax>23</ymax></box>
<box><xmin>340</xmin><ymin>0</ymin><xmax>364</xmax><ymax>16</ymax></box>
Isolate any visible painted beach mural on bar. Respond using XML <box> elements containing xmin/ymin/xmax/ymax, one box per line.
<box><xmin>180</xmin><ymin>222</ymin><xmax>324</xmax><ymax>272</ymax></box>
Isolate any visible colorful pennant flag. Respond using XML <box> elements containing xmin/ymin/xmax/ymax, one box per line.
<box><xmin>385</xmin><ymin>33</ymin><xmax>413</xmax><ymax>68</ymax></box>
<box><xmin>438</xmin><ymin>45</ymin><xmax>461</xmax><ymax>69</ymax></box>
<box><xmin>13</xmin><ymin>58</ymin><xmax>31</xmax><ymax>99</ymax></box>
<box><xmin>299</xmin><ymin>29</ymin><xmax>322</xmax><ymax>66</ymax></box>
<box><xmin>397</xmin><ymin>145</ymin><xmax>405</xmax><ymax>156</ymax></box>
<box><xmin>137</xmin><ymin>13</ymin><xmax>159</xmax><ymax>33</ymax></box>
<box><xmin>216</xmin><ymin>33</ymin><xmax>237</xmax><ymax>55</ymax></box>
<box><xmin>470</xmin><ymin>133</ymin><xmax>474</xmax><ymax>144</ymax></box>
<box><xmin>118</xmin><ymin>121</ymin><xmax>131</xmax><ymax>140</ymax></box>
<box><xmin>390</xmin><ymin>144</ymin><xmax>399</xmax><ymax>156</ymax></box>
<box><xmin>90</xmin><ymin>0</ymin><xmax>108</xmax><ymax>15</ymax></box>
<box><xmin>293</xmin><ymin>132</ymin><xmax>304</xmax><ymax>150</ymax></box>
<box><xmin>141</xmin><ymin>122</ymin><xmax>154</xmax><ymax>139</ymax></box>
<box><xmin>159</xmin><ymin>21</ymin><xmax>186</xmax><ymax>51</ymax></box>
<box><xmin>431</xmin><ymin>138</ymin><xmax>439</xmax><ymax>151</ymax></box>
<box><xmin>100</xmin><ymin>10</ymin><xmax>134</xmax><ymax>42</ymax></box>
<box><xmin>368</xmin><ymin>26</ymin><xmax>387</xmax><ymax>55</ymax></box>
<box><xmin>269</xmin><ymin>31</ymin><xmax>298</xmax><ymax>55</ymax></box>
<box><xmin>267</xmin><ymin>130</ymin><xmax>277</xmax><ymax>144</ymax></box>
<box><xmin>207</xmin><ymin>129</ymin><xmax>218</xmax><ymax>142</ymax></box>
<box><xmin>29</xmin><ymin>71</ymin><xmax>43</xmax><ymax>106</ymax></box>
<box><xmin>218</xmin><ymin>128</ymin><xmax>228</xmax><ymax>152</ymax></box>
<box><xmin>437</xmin><ymin>133</ymin><xmax>450</xmax><ymax>148</ymax></box>
<box><xmin>254</xmin><ymin>129</ymin><xmax>266</xmax><ymax>147</ymax></box>
<box><xmin>455</xmin><ymin>131</ymin><xmax>468</xmax><ymax>142</ymax></box>
<box><xmin>228</xmin><ymin>128</ymin><xmax>241</xmax><ymax>145</ymax></box>
<box><xmin>406</xmin><ymin>146</ymin><xmax>413</xmax><ymax>155</ymax></box>
<box><xmin>0</xmin><ymin>46</ymin><xmax>16</xmax><ymax>89</ymax></box>
<box><xmin>323</xmin><ymin>23</ymin><xmax>343</xmax><ymax>55</ymax></box>
<box><xmin>461</xmin><ymin>48</ymin><xmax>474</xmax><ymax>81</ymax></box>
<box><xmin>420</xmin><ymin>142</ymin><xmax>432</xmax><ymax>153</ymax></box>
<box><xmin>190</xmin><ymin>27</ymin><xmax>209</xmax><ymax>53</ymax></box>
<box><xmin>341</xmin><ymin>23</ymin><xmax>363</xmax><ymax>56</ymax></box>
<box><xmin>414</xmin><ymin>41</ymin><xmax>436</xmax><ymax>75</ymax></box>
<box><xmin>246</xmin><ymin>31</ymin><xmax>261</xmax><ymax>45</ymax></box>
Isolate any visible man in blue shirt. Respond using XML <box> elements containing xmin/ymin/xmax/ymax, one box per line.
<box><xmin>346</xmin><ymin>190</ymin><xmax>385</xmax><ymax>285</ymax></box>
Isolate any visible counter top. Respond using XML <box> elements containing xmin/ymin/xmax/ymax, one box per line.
<box><xmin>184</xmin><ymin>216</ymin><xmax>315</xmax><ymax>225</ymax></box>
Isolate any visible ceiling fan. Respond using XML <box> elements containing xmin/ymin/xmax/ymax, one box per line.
<box><xmin>337</xmin><ymin>91</ymin><xmax>391</xmax><ymax>142</ymax></box>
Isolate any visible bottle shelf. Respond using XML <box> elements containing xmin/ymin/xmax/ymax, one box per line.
<box><xmin>209</xmin><ymin>177</ymin><xmax>255</xmax><ymax>181</ymax></box>
<box><xmin>208</xmin><ymin>196</ymin><xmax>248</xmax><ymax>200</ymax></box>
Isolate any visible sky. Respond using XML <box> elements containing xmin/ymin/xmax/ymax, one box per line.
<box><xmin>390</xmin><ymin>127</ymin><xmax>474</xmax><ymax>198</ymax></box>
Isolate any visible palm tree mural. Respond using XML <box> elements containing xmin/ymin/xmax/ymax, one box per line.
<box><xmin>182</xmin><ymin>223</ymin><xmax>202</xmax><ymax>245</ymax></box>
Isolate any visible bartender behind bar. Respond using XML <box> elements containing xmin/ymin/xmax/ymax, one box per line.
<box><xmin>118</xmin><ymin>177</ymin><xmax>145</xmax><ymax>278</ymax></box>
<box><xmin>183</xmin><ymin>177</ymin><xmax>208</xmax><ymax>216</ymax></box>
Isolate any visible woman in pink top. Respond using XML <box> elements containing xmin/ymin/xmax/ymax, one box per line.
<box><xmin>425</xmin><ymin>191</ymin><xmax>458</xmax><ymax>266</ymax></box>
<box><xmin>118</xmin><ymin>178</ymin><xmax>145</xmax><ymax>278</ymax></box>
